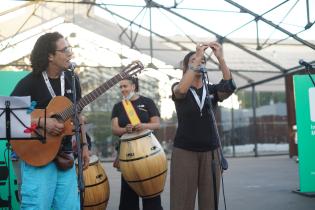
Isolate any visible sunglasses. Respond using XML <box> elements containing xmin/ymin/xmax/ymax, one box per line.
<box><xmin>55</xmin><ymin>46</ymin><xmax>72</xmax><ymax>53</ymax></box>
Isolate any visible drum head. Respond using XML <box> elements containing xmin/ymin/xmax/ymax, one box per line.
<box><xmin>89</xmin><ymin>155</ymin><xmax>99</xmax><ymax>165</ymax></box>
<box><xmin>76</xmin><ymin>155</ymin><xmax>99</xmax><ymax>165</ymax></box>
<box><xmin>120</xmin><ymin>129</ymin><xmax>152</xmax><ymax>141</ymax></box>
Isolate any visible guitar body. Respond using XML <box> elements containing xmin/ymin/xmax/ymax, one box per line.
<box><xmin>10</xmin><ymin>96</ymin><xmax>74</xmax><ymax>166</ymax></box>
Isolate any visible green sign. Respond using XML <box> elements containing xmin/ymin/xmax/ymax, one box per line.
<box><xmin>293</xmin><ymin>75</ymin><xmax>315</xmax><ymax>193</ymax></box>
<box><xmin>0</xmin><ymin>71</ymin><xmax>29</xmax><ymax>209</ymax></box>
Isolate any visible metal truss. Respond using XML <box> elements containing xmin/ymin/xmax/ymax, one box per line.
<box><xmin>98</xmin><ymin>0</ymin><xmax>314</xmax><ymax>88</ymax></box>
<box><xmin>93</xmin><ymin>3</ymin><xmax>253</xmax><ymax>82</ymax></box>
<box><xmin>91</xmin><ymin>0</ymin><xmax>302</xmax><ymax>76</ymax></box>
<box><xmin>1</xmin><ymin>0</ymin><xmax>314</xmax><ymax>87</ymax></box>
<box><xmin>224</xmin><ymin>0</ymin><xmax>315</xmax><ymax>50</ymax></box>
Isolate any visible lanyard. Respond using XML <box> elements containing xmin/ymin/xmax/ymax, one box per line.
<box><xmin>190</xmin><ymin>85</ymin><xmax>206</xmax><ymax>117</ymax></box>
<box><xmin>122</xmin><ymin>99</ymin><xmax>141</xmax><ymax>126</ymax></box>
<box><xmin>42</xmin><ymin>71</ymin><xmax>65</xmax><ymax>97</ymax></box>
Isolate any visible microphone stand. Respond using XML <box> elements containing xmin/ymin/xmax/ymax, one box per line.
<box><xmin>70</xmin><ymin>70</ymin><xmax>84</xmax><ymax>209</ymax></box>
<box><xmin>201</xmin><ymin>70</ymin><xmax>228</xmax><ymax>210</ymax></box>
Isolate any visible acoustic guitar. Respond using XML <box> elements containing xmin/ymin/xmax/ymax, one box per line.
<box><xmin>10</xmin><ymin>61</ymin><xmax>144</xmax><ymax>166</ymax></box>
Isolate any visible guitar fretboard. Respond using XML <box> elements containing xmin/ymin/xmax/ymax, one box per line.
<box><xmin>58</xmin><ymin>71</ymin><xmax>128</xmax><ymax>121</ymax></box>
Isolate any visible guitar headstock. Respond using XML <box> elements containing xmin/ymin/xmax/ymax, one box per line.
<box><xmin>120</xmin><ymin>60</ymin><xmax>144</xmax><ymax>78</ymax></box>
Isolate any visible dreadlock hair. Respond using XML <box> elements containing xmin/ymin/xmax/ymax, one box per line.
<box><xmin>30</xmin><ymin>32</ymin><xmax>63</xmax><ymax>75</ymax></box>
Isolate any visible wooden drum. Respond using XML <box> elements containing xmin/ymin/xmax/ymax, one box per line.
<box><xmin>77</xmin><ymin>155</ymin><xmax>110</xmax><ymax>210</ymax></box>
<box><xmin>119</xmin><ymin>129</ymin><xmax>167</xmax><ymax>198</ymax></box>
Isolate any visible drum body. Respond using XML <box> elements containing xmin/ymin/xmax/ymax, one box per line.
<box><xmin>77</xmin><ymin>155</ymin><xmax>110</xmax><ymax>210</ymax></box>
<box><xmin>119</xmin><ymin>129</ymin><xmax>167</xmax><ymax>198</ymax></box>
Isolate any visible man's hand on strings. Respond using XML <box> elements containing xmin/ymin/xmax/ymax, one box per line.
<box><xmin>41</xmin><ymin>117</ymin><xmax>64</xmax><ymax>136</ymax></box>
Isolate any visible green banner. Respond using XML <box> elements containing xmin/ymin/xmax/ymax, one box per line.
<box><xmin>293</xmin><ymin>75</ymin><xmax>315</xmax><ymax>193</ymax></box>
<box><xmin>0</xmin><ymin>71</ymin><xmax>29</xmax><ymax>209</ymax></box>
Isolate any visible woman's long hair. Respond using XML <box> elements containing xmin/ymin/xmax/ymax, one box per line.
<box><xmin>30</xmin><ymin>32</ymin><xmax>63</xmax><ymax>75</ymax></box>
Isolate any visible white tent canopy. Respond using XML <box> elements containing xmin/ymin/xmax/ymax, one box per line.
<box><xmin>1</xmin><ymin>0</ymin><xmax>314</xmax><ymax>91</ymax></box>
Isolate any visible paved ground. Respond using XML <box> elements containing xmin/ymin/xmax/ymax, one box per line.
<box><xmin>102</xmin><ymin>155</ymin><xmax>314</xmax><ymax>210</ymax></box>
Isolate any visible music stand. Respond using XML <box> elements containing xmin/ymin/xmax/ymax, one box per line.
<box><xmin>0</xmin><ymin>97</ymin><xmax>46</xmax><ymax>210</ymax></box>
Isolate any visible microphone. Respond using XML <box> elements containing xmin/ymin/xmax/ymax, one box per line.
<box><xmin>221</xmin><ymin>156</ymin><xmax>228</xmax><ymax>171</ymax></box>
<box><xmin>68</xmin><ymin>62</ymin><xmax>76</xmax><ymax>71</ymax></box>
<box><xmin>199</xmin><ymin>64</ymin><xmax>207</xmax><ymax>73</ymax></box>
<box><xmin>299</xmin><ymin>59</ymin><xmax>313</xmax><ymax>68</ymax></box>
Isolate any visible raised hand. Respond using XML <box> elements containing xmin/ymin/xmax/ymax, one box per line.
<box><xmin>195</xmin><ymin>43</ymin><xmax>209</xmax><ymax>58</ymax></box>
<box><xmin>209</xmin><ymin>42</ymin><xmax>224</xmax><ymax>60</ymax></box>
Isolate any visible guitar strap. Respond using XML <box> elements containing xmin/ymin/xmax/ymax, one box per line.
<box><xmin>122</xmin><ymin>99</ymin><xmax>141</xmax><ymax>126</ymax></box>
<box><xmin>42</xmin><ymin>71</ymin><xmax>65</xmax><ymax>97</ymax></box>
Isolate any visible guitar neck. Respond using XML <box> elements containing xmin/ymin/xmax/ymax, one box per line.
<box><xmin>78</xmin><ymin>73</ymin><xmax>126</xmax><ymax>109</ymax></box>
<box><xmin>59</xmin><ymin>72</ymin><xmax>127</xmax><ymax>121</ymax></box>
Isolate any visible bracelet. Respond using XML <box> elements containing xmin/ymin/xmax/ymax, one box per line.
<box><xmin>37</xmin><ymin>117</ymin><xmax>41</xmax><ymax>128</ymax></box>
<box><xmin>81</xmin><ymin>142</ymin><xmax>88</xmax><ymax>147</ymax></box>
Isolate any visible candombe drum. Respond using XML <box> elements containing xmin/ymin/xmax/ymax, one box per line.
<box><xmin>76</xmin><ymin>155</ymin><xmax>110</xmax><ymax>210</ymax></box>
<box><xmin>119</xmin><ymin>129</ymin><xmax>167</xmax><ymax>198</ymax></box>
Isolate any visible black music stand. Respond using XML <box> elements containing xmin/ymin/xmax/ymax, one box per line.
<box><xmin>0</xmin><ymin>98</ymin><xmax>46</xmax><ymax>210</ymax></box>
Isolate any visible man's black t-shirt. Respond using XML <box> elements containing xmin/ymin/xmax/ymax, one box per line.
<box><xmin>111</xmin><ymin>95</ymin><xmax>160</xmax><ymax>129</ymax></box>
<box><xmin>10</xmin><ymin>71</ymin><xmax>82</xmax><ymax>151</ymax></box>
<box><xmin>172</xmin><ymin>79</ymin><xmax>236</xmax><ymax>152</ymax></box>
<box><xmin>11</xmin><ymin>71</ymin><xmax>81</xmax><ymax>108</ymax></box>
